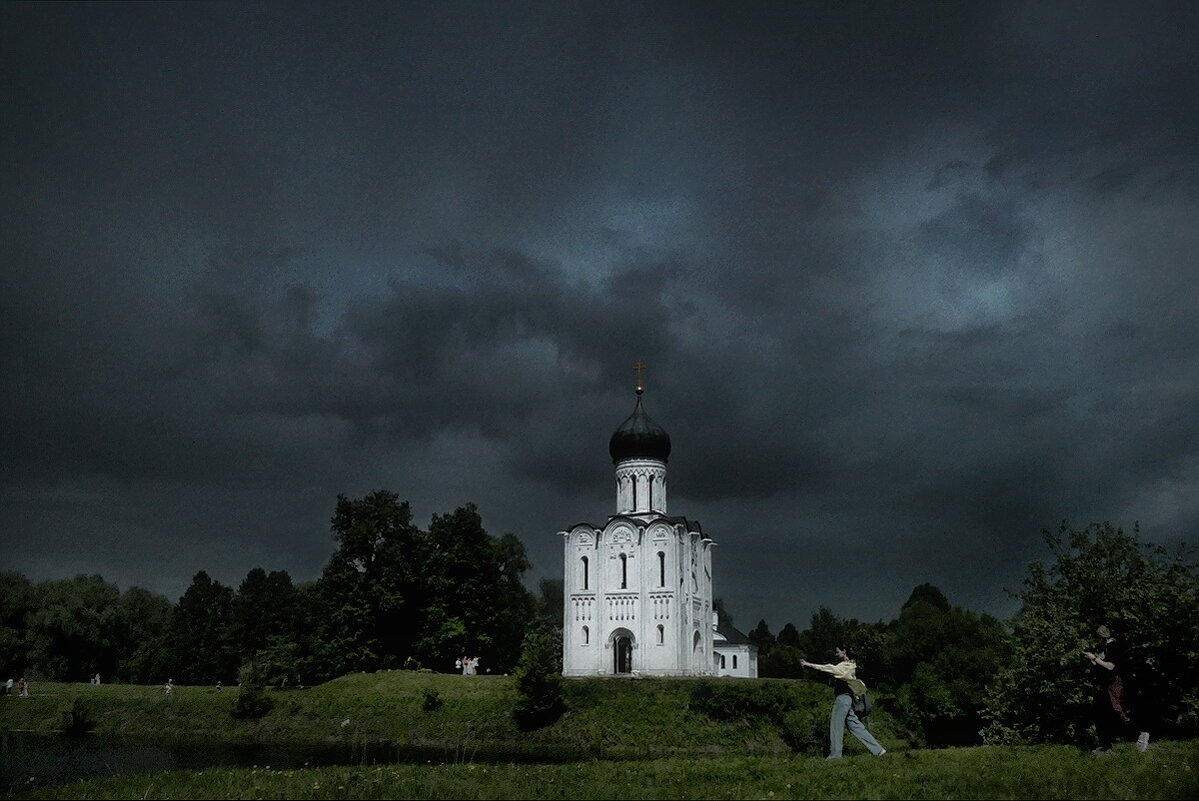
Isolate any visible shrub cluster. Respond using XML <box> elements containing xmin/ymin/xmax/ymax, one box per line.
<box><xmin>689</xmin><ymin>680</ymin><xmax>823</xmax><ymax>754</ymax></box>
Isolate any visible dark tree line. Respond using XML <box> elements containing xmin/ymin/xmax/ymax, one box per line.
<box><xmin>0</xmin><ymin>491</ymin><xmax>538</xmax><ymax>686</ymax></box>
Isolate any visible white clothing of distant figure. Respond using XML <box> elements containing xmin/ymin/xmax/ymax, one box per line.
<box><xmin>165</xmin><ymin>679</ymin><xmax>175</xmax><ymax>695</ymax></box>
<box><xmin>5</xmin><ymin>678</ymin><xmax>13</xmax><ymax>695</ymax></box>
<box><xmin>801</xmin><ymin>647</ymin><xmax>886</xmax><ymax>760</ymax></box>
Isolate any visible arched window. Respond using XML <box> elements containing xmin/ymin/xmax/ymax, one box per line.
<box><xmin>733</xmin><ymin>655</ymin><xmax>738</xmax><ymax>669</ymax></box>
<box><xmin>719</xmin><ymin>654</ymin><xmax>726</xmax><ymax>669</ymax></box>
<box><xmin>631</xmin><ymin>476</ymin><xmax>638</xmax><ymax>509</ymax></box>
<box><xmin>619</xmin><ymin>553</ymin><xmax>628</xmax><ymax>589</ymax></box>
<box><xmin>582</xmin><ymin>625</ymin><xmax>589</xmax><ymax>645</ymax></box>
<box><xmin>658</xmin><ymin>551</ymin><xmax>666</xmax><ymax>586</ymax></box>
<box><xmin>581</xmin><ymin>556</ymin><xmax>589</xmax><ymax>590</ymax></box>
<box><xmin>657</xmin><ymin>624</ymin><xmax>664</xmax><ymax>644</ymax></box>
<box><xmin>648</xmin><ymin>475</ymin><xmax>653</xmax><ymax>510</ymax></box>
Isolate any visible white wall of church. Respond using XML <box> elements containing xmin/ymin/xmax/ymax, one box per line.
<box><xmin>561</xmin><ymin>506</ymin><xmax>714</xmax><ymax>677</ymax></box>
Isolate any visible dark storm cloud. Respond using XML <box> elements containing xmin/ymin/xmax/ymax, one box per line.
<box><xmin>2</xmin><ymin>1</ymin><xmax>1197</xmax><ymax>624</ymax></box>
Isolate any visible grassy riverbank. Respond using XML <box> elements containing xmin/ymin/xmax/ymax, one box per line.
<box><xmin>15</xmin><ymin>740</ymin><xmax>1199</xmax><ymax>800</ymax></box>
<box><xmin>0</xmin><ymin>673</ymin><xmax>912</xmax><ymax>760</ymax></box>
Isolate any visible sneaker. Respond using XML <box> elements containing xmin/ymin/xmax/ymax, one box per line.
<box><xmin>877</xmin><ymin>749</ymin><xmax>887</xmax><ymax>756</ymax></box>
<box><xmin>1136</xmin><ymin>732</ymin><xmax>1149</xmax><ymax>752</ymax></box>
<box><xmin>825</xmin><ymin>755</ymin><xmax>842</xmax><ymax>761</ymax></box>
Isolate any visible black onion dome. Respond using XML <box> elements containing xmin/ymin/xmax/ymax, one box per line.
<box><xmin>609</xmin><ymin>392</ymin><xmax>671</xmax><ymax>464</ymax></box>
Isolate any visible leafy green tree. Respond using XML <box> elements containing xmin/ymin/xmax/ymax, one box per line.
<box><xmin>534</xmin><ymin>578</ymin><xmax>564</xmax><ymax>629</ymax></box>
<box><xmin>885</xmin><ymin>586</ymin><xmax>1008</xmax><ymax>746</ymax></box>
<box><xmin>26</xmin><ymin>575</ymin><xmax>123</xmax><ymax>681</ymax></box>
<box><xmin>777</xmin><ymin>622</ymin><xmax>802</xmax><ymax>648</ymax></box>
<box><xmin>308</xmin><ymin>493</ymin><xmax>536</xmax><ymax>680</ymax></box>
<box><xmin>0</xmin><ymin>571</ymin><xmax>37</xmax><ymax>678</ymax></box>
<box><xmin>981</xmin><ymin>522</ymin><xmax>1199</xmax><ymax>745</ymax></box>
<box><xmin>163</xmin><ymin>571</ymin><xmax>237</xmax><ymax>684</ymax></box>
<box><xmin>748</xmin><ymin>619</ymin><xmax>775</xmax><ymax>655</ymax></box>
<box><xmin>231</xmin><ymin>568</ymin><xmax>296</xmax><ymax>664</ymax></box>
<box><xmin>312</xmin><ymin>491</ymin><xmax>424</xmax><ymax>677</ymax></box>
<box><xmin>796</xmin><ymin>606</ymin><xmax>846</xmax><ymax>661</ymax></box>
<box><xmin>759</xmin><ymin>620</ymin><xmax>805</xmax><ymax>678</ymax></box>
<box><xmin>513</xmin><ymin>625</ymin><xmax>566</xmax><ymax>730</ymax></box>
<box><xmin>115</xmin><ymin>585</ymin><xmax>173</xmax><ymax>682</ymax></box>
<box><xmin>416</xmin><ymin>508</ymin><xmax>534</xmax><ymax>672</ymax></box>
<box><xmin>903</xmin><ymin>583</ymin><xmax>950</xmax><ymax>613</ymax></box>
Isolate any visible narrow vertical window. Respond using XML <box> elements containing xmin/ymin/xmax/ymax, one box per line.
<box><xmin>733</xmin><ymin>655</ymin><xmax>738</xmax><ymax>669</ymax></box>
<box><xmin>720</xmin><ymin>654</ymin><xmax>726</xmax><ymax>669</ymax></box>
<box><xmin>581</xmin><ymin>556</ymin><xmax>589</xmax><ymax>590</ymax></box>
<box><xmin>583</xmin><ymin>625</ymin><xmax>589</xmax><ymax>645</ymax></box>
<box><xmin>631</xmin><ymin>476</ymin><xmax>638</xmax><ymax>509</ymax></box>
<box><xmin>658</xmin><ymin>551</ymin><xmax>665</xmax><ymax>586</ymax></box>
<box><xmin>648</xmin><ymin>475</ymin><xmax>653</xmax><ymax>510</ymax></box>
<box><xmin>657</xmin><ymin>624</ymin><xmax>664</xmax><ymax>644</ymax></box>
<box><xmin>620</xmin><ymin>553</ymin><xmax>628</xmax><ymax>589</ymax></box>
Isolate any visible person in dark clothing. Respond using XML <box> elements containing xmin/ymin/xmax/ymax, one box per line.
<box><xmin>1083</xmin><ymin>625</ymin><xmax>1150</xmax><ymax>752</ymax></box>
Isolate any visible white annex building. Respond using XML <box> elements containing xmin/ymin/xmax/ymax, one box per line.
<box><xmin>561</xmin><ymin>370</ymin><xmax>729</xmax><ymax>677</ymax></box>
<box><xmin>713</xmin><ymin>617</ymin><xmax>758</xmax><ymax>678</ymax></box>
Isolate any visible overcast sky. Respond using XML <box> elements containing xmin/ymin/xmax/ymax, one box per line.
<box><xmin>3</xmin><ymin>1</ymin><xmax>1197</xmax><ymax>628</ymax></box>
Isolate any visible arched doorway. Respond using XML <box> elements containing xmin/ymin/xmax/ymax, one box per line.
<box><xmin>610</xmin><ymin>628</ymin><xmax>635</xmax><ymax>674</ymax></box>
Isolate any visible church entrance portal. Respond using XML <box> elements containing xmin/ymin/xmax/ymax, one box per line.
<box><xmin>614</xmin><ymin>635</ymin><xmax>633</xmax><ymax>674</ymax></box>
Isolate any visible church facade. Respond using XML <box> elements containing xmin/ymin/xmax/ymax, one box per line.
<box><xmin>560</xmin><ymin>378</ymin><xmax>715</xmax><ymax>676</ymax></box>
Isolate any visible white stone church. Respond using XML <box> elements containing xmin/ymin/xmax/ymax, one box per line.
<box><xmin>559</xmin><ymin>374</ymin><xmax>757</xmax><ymax>678</ymax></box>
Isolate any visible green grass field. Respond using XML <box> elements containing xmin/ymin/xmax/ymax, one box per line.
<box><xmin>13</xmin><ymin>741</ymin><xmax>1199</xmax><ymax>800</ymax></box>
<box><xmin>5</xmin><ymin>674</ymin><xmax>1195</xmax><ymax>799</ymax></box>
<box><xmin>0</xmin><ymin>673</ymin><xmax>909</xmax><ymax>760</ymax></box>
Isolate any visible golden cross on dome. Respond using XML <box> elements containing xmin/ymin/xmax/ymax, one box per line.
<box><xmin>633</xmin><ymin>360</ymin><xmax>647</xmax><ymax>394</ymax></box>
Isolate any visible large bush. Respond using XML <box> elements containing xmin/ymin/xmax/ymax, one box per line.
<box><xmin>982</xmin><ymin>522</ymin><xmax>1199</xmax><ymax>745</ymax></box>
<box><xmin>513</xmin><ymin>626</ymin><xmax>566</xmax><ymax>730</ymax></box>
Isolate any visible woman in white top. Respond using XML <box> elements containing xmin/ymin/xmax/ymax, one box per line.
<box><xmin>801</xmin><ymin>645</ymin><xmax>886</xmax><ymax>759</ymax></box>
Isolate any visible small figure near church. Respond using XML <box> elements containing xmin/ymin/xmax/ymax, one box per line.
<box><xmin>801</xmin><ymin>646</ymin><xmax>886</xmax><ymax>760</ymax></box>
<box><xmin>5</xmin><ymin>678</ymin><xmax>13</xmax><ymax>695</ymax></box>
<box><xmin>17</xmin><ymin>677</ymin><xmax>29</xmax><ymax>697</ymax></box>
<box><xmin>165</xmin><ymin>678</ymin><xmax>175</xmax><ymax>695</ymax></box>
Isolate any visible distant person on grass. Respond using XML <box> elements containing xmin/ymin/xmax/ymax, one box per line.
<box><xmin>801</xmin><ymin>646</ymin><xmax>886</xmax><ymax>760</ymax></box>
<box><xmin>1083</xmin><ymin>624</ymin><xmax>1150</xmax><ymax>753</ymax></box>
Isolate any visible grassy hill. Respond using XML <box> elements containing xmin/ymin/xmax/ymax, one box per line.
<box><xmin>0</xmin><ymin>672</ymin><xmax>912</xmax><ymax>759</ymax></box>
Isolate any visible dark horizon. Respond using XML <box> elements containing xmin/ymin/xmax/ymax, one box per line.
<box><xmin>3</xmin><ymin>1</ymin><xmax>1197</xmax><ymax>628</ymax></box>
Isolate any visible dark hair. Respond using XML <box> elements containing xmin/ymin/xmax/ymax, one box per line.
<box><xmin>836</xmin><ymin>644</ymin><xmax>854</xmax><ymax>659</ymax></box>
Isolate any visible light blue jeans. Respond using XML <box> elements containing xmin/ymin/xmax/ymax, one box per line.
<box><xmin>828</xmin><ymin>693</ymin><xmax>884</xmax><ymax>758</ymax></box>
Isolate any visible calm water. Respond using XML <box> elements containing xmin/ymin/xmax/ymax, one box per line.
<box><xmin>0</xmin><ymin>732</ymin><xmax>584</xmax><ymax>793</ymax></box>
